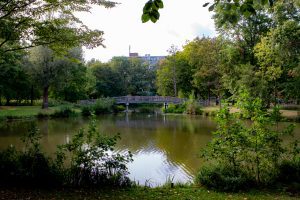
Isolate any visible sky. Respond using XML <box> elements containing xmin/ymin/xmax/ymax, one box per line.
<box><xmin>76</xmin><ymin>0</ymin><xmax>216</xmax><ymax>62</ymax></box>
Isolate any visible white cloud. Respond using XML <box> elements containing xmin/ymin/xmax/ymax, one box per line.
<box><xmin>76</xmin><ymin>0</ymin><xmax>216</xmax><ymax>62</ymax></box>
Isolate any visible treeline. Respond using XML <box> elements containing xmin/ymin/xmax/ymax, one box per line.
<box><xmin>1</xmin><ymin>1</ymin><xmax>299</xmax><ymax>109</ymax></box>
<box><xmin>156</xmin><ymin>1</ymin><xmax>299</xmax><ymax>106</ymax></box>
<box><xmin>0</xmin><ymin>47</ymin><xmax>156</xmax><ymax>108</ymax></box>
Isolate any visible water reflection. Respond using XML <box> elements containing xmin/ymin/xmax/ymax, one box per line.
<box><xmin>127</xmin><ymin>150</ymin><xmax>192</xmax><ymax>186</ymax></box>
<box><xmin>0</xmin><ymin>114</ymin><xmax>299</xmax><ymax>185</ymax></box>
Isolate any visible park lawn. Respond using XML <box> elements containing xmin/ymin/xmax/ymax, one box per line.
<box><xmin>0</xmin><ymin>186</ymin><xmax>298</xmax><ymax>200</ymax></box>
<box><xmin>203</xmin><ymin>106</ymin><xmax>299</xmax><ymax>120</ymax></box>
<box><xmin>0</xmin><ymin>106</ymin><xmax>46</xmax><ymax>118</ymax></box>
<box><xmin>0</xmin><ymin>106</ymin><xmax>66</xmax><ymax>119</ymax></box>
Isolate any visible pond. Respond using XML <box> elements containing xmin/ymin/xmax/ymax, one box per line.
<box><xmin>0</xmin><ymin>114</ymin><xmax>299</xmax><ymax>186</ymax></box>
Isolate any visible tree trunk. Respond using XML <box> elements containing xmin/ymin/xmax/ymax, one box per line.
<box><xmin>208</xmin><ymin>88</ymin><xmax>210</xmax><ymax>106</ymax></box>
<box><xmin>30</xmin><ymin>85</ymin><xmax>34</xmax><ymax>106</ymax></box>
<box><xmin>172</xmin><ymin>67</ymin><xmax>177</xmax><ymax>97</ymax></box>
<box><xmin>5</xmin><ymin>98</ymin><xmax>10</xmax><ymax>106</ymax></box>
<box><xmin>173</xmin><ymin>77</ymin><xmax>177</xmax><ymax>97</ymax></box>
<box><xmin>42</xmin><ymin>86</ymin><xmax>49</xmax><ymax>109</ymax></box>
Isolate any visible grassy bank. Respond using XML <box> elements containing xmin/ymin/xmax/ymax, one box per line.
<box><xmin>0</xmin><ymin>186</ymin><xmax>298</xmax><ymax>200</ymax></box>
<box><xmin>0</xmin><ymin>106</ymin><xmax>81</xmax><ymax>120</ymax></box>
<box><xmin>202</xmin><ymin>106</ymin><xmax>299</xmax><ymax>121</ymax></box>
<box><xmin>0</xmin><ymin>105</ymin><xmax>299</xmax><ymax>121</ymax></box>
<box><xmin>0</xmin><ymin>106</ymin><xmax>53</xmax><ymax>119</ymax></box>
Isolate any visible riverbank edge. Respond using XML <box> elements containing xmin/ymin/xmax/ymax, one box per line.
<box><xmin>0</xmin><ymin>185</ymin><xmax>298</xmax><ymax>200</ymax></box>
<box><xmin>0</xmin><ymin>105</ymin><xmax>299</xmax><ymax>122</ymax></box>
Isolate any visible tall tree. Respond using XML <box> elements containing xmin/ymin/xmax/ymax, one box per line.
<box><xmin>183</xmin><ymin>37</ymin><xmax>223</xmax><ymax>101</ymax></box>
<box><xmin>29</xmin><ymin>46</ymin><xmax>86</xmax><ymax>108</ymax></box>
<box><xmin>156</xmin><ymin>49</ymin><xmax>193</xmax><ymax>97</ymax></box>
<box><xmin>255</xmin><ymin>20</ymin><xmax>300</xmax><ymax>103</ymax></box>
<box><xmin>0</xmin><ymin>0</ymin><xmax>116</xmax><ymax>56</ymax></box>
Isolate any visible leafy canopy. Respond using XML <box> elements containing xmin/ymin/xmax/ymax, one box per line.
<box><xmin>142</xmin><ymin>0</ymin><xmax>276</xmax><ymax>23</ymax></box>
<box><xmin>0</xmin><ymin>0</ymin><xmax>117</xmax><ymax>54</ymax></box>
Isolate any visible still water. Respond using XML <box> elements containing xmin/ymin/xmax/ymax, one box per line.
<box><xmin>0</xmin><ymin>114</ymin><xmax>299</xmax><ymax>186</ymax></box>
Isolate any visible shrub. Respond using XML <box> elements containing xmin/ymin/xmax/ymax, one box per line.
<box><xmin>162</xmin><ymin>103</ymin><xmax>185</xmax><ymax>114</ymax></box>
<box><xmin>185</xmin><ymin>101</ymin><xmax>202</xmax><ymax>115</ymax></box>
<box><xmin>112</xmin><ymin>105</ymin><xmax>126</xmax><ymax>113</ymax></box>
<box><xmin>185</xmin><ymin>92</ymin><xmax>203</xmax><ymax>115</ymax></box>
<box><xmin>0</xmin><ymin>127</ymin><xmax>62</xmax><ymax>187</ymax></box>
<box><xmin>0</xmin><ymin>118</ymin><xmax>133</xmax><ymax>188</ymax></box>
<box><xmin>47</xmin><ymin>99</ymin><xmax>72</xmax><ymax>107</ymax></box>
<box><xmin>277</xmin><ymin>159</ymin><xmax>300</xmax><ymax>184</ymax></box>
<box><xmin>52</xmin><ymin>106</ymin><xmax>76</xmax><ymax>118</ymax></box>
<box><xmin>37</xmin><ymin>110</ymin><xmax>51</xmax><ymax>119</ymax></box>
<box><xmin>199</xmin><ymin>90</ymin><xmax>298</xmax><ymax>191</ymax></box>
<box><xmin>93</xmin><ymin>98</ymin><xmax>114</xmax><ymax>115</ymax></box>
<box><xmin>57</xmin><ymin>117</ymin><xmax>133</xmax><ymax>187</ymax></box>
<box><xmin>138</xmin><ymin>106</ymin><xmax>155</xmax><ymax>113</ymax></box>
<box><xmin>81</xmin><ymin>105</ymin><xmax>94</xmax><ymax>116</ymax></box>
<box><xmin>196</xmin><ymin>164</ymin><xmax>253</xmax><ymax>192</ymax></box>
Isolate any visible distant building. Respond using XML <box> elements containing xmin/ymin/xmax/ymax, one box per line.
<box><xmin>129</xmin><ymin>52</ymin><xmax>139</xmax><ymax>57</ymax></box>
<box><xmin>128</xmin><ymin>50</ymin><xmax>165</xmax><ymax>69</ymax></box>
<box><xmin>141</xmin><ymin>54</ymin><xmax>166</xmax><ymax>68</ymax></box>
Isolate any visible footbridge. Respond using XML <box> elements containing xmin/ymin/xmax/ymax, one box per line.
<box><xmin>79</xmin><ymin>96</ymin><xmax>186</xmax><ymax>112</ymax></box>
<box><xmin>113</xmin><ymin>96</ymin><xmax>185</xmax><ymax>104</ymax></box>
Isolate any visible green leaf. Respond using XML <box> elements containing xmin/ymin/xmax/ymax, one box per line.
<box><xmin>143</xmin><ymin>1</ymin><xmax>153</xmax><ymax>13</ymax></box>
<box><xmin>150</xmin><ymin>15</ymin><xmax>158</xmax><ymax>23</ymax></box>
<box><xmin>152</xmin><ymin>2</ymin><xmax>158</xmax><ymax>9</ymax></box>
<box><xmin>155</xmin><ymin>0</ymin><xmax>164</xmax><ymax>8</ymax></box>
<box><xmin>142</xmin><ymin>13</ymin><xmax>150</xmax><ymax>23</ymax></box>
<box><xmin>240</xmin><ymin>4</ymin><xmax>248</xmax><ymax>13</ymax></box>
<box><xmin>151</xmin><ymin>10</ymin><xmax>160</xmax><ymax>20</ymax></box>
<box><xmin>247</xmin><ymin>5</ymin><xmax>256</xmax><ymax>14</ymax></box>
<box><xmin>261</xmin><ymin>0</ymin><xmax>268</xmax><ymax>5</ymax></box>
<box><xmin>208</xmin><ymin>4</ymin><xmax>215</xmax><ymax>12</ymax></box>
<box><xmin>203</xmin><ymin>2</ymin><xmax>210</xmax><ymax>7</ymax></box>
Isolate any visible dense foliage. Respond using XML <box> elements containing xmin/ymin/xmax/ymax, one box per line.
<box><xmin>155</xmin><ymin>0</ymin><xmax>299</xmax><ymax>106</ymax></box>
<box><xmin>89</xmin><ymin>57</ymin><xmax>156</xmax><ymax>98</ymax></box>
<box><xmin>0</xmin><ymin>118</ymin><xmax>132</xmax><ymax>187</ymax></box>
<box><xmin>197</xmin><ymin>91</ymin><xmax>300</xmax><ymax>191</ymax></box>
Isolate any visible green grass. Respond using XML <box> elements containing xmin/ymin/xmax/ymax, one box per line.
<box><xmin>203</xmin><ymin>106</ymin><xmax>299</xmax><ymax>120</ymax></box>
<box><xmin>0</xmin><ymin>106</ymin><xmax>47</xmax><ymax>118</ymax></box>
<box><xmin>0</xmin><ymin>186</ymin><xmax>298</xmax><ymax>200</ymax></box>
<box><xmin>0</xmin><ymin>106</ymin><xmax>80</xmax><ymax>119</ymax></box>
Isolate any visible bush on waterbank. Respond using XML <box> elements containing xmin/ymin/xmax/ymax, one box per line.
<box><xmin>196</xmin><ymin>164</ymin><xmax>253</xmax><ymax>192</ymax></box>
<box><xmin>51</xmin><ymin>106</ymin><xmax>77</xmax><ymax>118</ymax></box>
<box><xmin>0</xmin><ymin>118</ymin><xmax>133</xmax><ymax>188</ymax></box>
<box><xmin>138</xmin><ymin>106</ymin><xmax>155</xmax><ymax>113</ymax></box>
<box><xmin>0</xmin><ymin>126</ymin><xmax>62</xmax><ymax>187</ymax></box>
<box><xmin>197</xmin><ymin>91</ymin><xmax>300</xmax><ymax>192</ymax></box>
<box><xmin>112</xmin><ymin>104</ymin><xmax>126</xmax><ymax>113</ymax></box>
<box><xmin>80</xmin><ymin>98</ymin><xmax>116</xmax><ymax>116</ymax></box>
<box><xmin>162</xmin><ymin>103</ymin><xmax>185</xmax><ymax>114</ymax></box>
<box><xmin>162</xmin><ymin>92</ymin><xmax>203</xmax><ymax>115</ymax></box>
<box><xmin>94</xmin><ymin>98</ymin><xmax>115</xmax><ymax>114</ymax></box>
<box><xmin>185</xmin><ymin>91</ymin><xmax>203</xmax><ymax>115</ymax></box>
<box><xmin>81</xmin><ymin>105</ymin><xmax>94</xmax><ymax>116</ymax></box>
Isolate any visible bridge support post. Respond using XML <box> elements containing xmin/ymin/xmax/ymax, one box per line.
<box><xmin>164</xmin><ymin>102</ymin><xmax>168</xmax><ymax>110</ymax></box>
<box><xmin>126</xmin><ymin>102</ymin><xmax>129</xmax><ymax>112</ymax></box>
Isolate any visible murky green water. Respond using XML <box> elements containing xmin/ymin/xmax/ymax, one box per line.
<box><xmin>0</xmin><ymin>114</ymin><xmax>299</xmax><ymax>186</ymax></box>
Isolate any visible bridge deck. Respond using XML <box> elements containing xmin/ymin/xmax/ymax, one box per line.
<box><xmin>113</xmin><ymin>96</ymin><xmax>185</xmax><ymax>104</ymax></box>
<box><xmin>79</xmin><ymin>96</ymin><xmax>186</xmax><ymax>105</ymax></box>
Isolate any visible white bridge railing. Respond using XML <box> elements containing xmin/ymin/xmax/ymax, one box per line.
<box><xmin>79</xmin><ymin>96</ymin><xmax>186</xmax><ymax>105</ymax></box>
<box><xmin>79</xmin><ymin>96</ymin><xmax>218</xmax><ymax>106</ymax></box>
<box><xmin>113</xmin><ymin>96</ymin><xmax>185</xmax><ymax>104</ymax></box>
